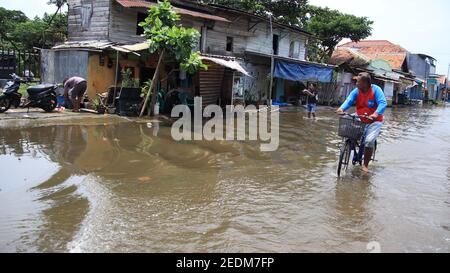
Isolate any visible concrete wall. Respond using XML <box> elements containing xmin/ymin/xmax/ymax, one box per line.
<box><xmin>407</xmin><ymin>54</ymin><xmax>432</xmax><ymax>79</ymax></box>
<box><xmin>87</xmin><ymin>53</ymin><xmax>117</xmax><ymax>98</ymax></box>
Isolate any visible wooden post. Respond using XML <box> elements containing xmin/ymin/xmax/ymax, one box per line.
<box><xmin>269</xmin><ymin>14</ymin><xmax>274</xmax><ymax>107</ymax></box>
<box><xmin>140</xmin><ymin>50</ymin><xmax>165</xmax><ymax>117</ymax></box>
<box><xmin>113</xmin><ymin>51</ymin><xmax>120</xmax><ymax>107</ymax></box>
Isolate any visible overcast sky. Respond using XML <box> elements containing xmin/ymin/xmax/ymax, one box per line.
<box><xmin>1</xmin><ymin>0</ymin><xmax>449</xmax><ymax>75</ymax></box>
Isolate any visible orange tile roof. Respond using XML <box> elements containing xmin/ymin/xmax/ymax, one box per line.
<box><xmin>330</xmin><ymin>48</ymin><xmax>369</xmax><ymax>67</ymax></box>
<box><xmin>363</xmin><ymin>53</ymin><xmax>407</xmax><ymax>70</ymax></box>
<box><xmin>338</xmin><ymin>40</ymin><xmax>408</xmax><ymax>70</ymax></box>
<box><xmin>437</xmin><ymin>75</ymin><xmax>447</xmax><ymax>84</ymax></box>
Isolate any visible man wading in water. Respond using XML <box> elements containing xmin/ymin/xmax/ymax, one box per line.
<box><xmin>303</xmin><ymin>83</ymin><xmax>318</xmax><ymax>119</ymax></box>
<box><xmin>336</xmin><ymin>73</ymin><xmax>387</xmax><ymax>173</ymax></box>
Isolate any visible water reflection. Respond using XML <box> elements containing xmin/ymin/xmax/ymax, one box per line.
<box><xmin>0</xmin><ymin>106</ymin><xmax>449</xmax><ymax>252</ymax></box>
<box><xmin>334</xmin><ymin>173</ymin><xmax>375</xmax><ymax>244</ymax></box>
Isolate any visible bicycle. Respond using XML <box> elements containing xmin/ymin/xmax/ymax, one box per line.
<box><xmin>337</xmin><ymin>113</ymin><xmax>378</xmax><ymax>177</ymax></box>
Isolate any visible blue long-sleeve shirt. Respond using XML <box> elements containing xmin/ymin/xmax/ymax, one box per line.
<box><xmin>340</xmin><ymin>84</ymin><xmax>388</xmax><ymax>115</ymax></box>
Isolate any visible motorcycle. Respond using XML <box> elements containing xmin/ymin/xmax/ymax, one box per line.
<box><xmin>0</xmin><ymin>73</ymin><xmax>58</xmax><ymax>113</ymax></box>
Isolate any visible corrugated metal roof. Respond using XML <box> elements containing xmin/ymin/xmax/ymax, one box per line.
<box><xmin>115</xmin><ymin>0</ymin><xmax>230</xmax><ymax>22</ymax></box>
<box><xmin>52</xmin><ymin>41</ymin><xmax>145</xmax><ymax>55</ymax></box>
<box><xmin>120</xmin><ymin>41</ymin><xmax>151</xmax><ymax>52</ymax></box>
<box><xmin>199</xmin><ymin>55</ymin><xmax>250</xmax><ymax>77</ymax></box>
<box><xmin>52</xmin><ymin>41</ymin><xmax>114</xmax><ymax>50</ymax></box>
<box><xmin>52</xmin><ymin>41</ymin><xmax>251</xmax><ymax>75</ymax></box>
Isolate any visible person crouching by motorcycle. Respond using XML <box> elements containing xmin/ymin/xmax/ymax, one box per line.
<box><xmin>63</xmin><ymin>77</ymin><xmax>87</xmax><ymax>112</ymax></box>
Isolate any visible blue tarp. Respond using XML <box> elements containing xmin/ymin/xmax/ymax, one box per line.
<box><xmin>273</xmin><ymin>60</ymin><xmax>334</xmax><ymax>83</ymax></box>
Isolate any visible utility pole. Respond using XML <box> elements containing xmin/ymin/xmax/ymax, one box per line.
<box><xmin>268</xmin><ymin>14</ymin><xmax>274</xmax><ymax>107</ymax></box>
<box><xmin>446</xmin><ymin>62</ymin><xmax>450</xmax><ymax>101</ymax></box>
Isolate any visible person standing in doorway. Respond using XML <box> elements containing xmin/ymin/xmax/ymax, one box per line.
<box><xmin>63</xmin><ymin>76</ymin><xmax>87</xmax><ymax>112</ymax></box>
<box><xmin>303</xmin><ymin>83</ymin><xmax>318</xmax><ymax>119</ymax></box>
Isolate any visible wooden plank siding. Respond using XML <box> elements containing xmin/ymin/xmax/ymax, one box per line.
<box><xmin>109</xmin><ymin>2</ymin><xmax>147</xmax><ymax>44</ymax></box>
<box><xmin>67</xmin><ymin>0</ymin><xmax>309</xmax><ymax>63</ymax></box>
<box><xmin>67</xmin><ymin>0</ymin><xmax>111</xmax><ymax>41</ymax></box>
<box><xmin>208</xmin><ymin>12</ymin><xmax>308</xmax><ymax>61</ymax></box>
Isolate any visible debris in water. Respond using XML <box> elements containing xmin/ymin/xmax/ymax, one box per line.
<box><xmin>138</xmin><ymin>176</ymin><xmax>152</xmax><ymax>182</ymax></box>
<box><xmin>129</xmin><ymin>160</ymin><xmax>141</xmax><ymax>163</ymax></box>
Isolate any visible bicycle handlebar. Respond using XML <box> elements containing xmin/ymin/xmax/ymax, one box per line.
<box><xmin>337</xmin><ymin>112</ymin><xmax>375</xmax><ymax>121</ymax></box>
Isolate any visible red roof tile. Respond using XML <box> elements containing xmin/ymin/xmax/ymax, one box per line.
<box><xmin>330</xmin><ymin>48</ymin><xmax>369</xmax><ymax>67</ymax></box>
<box><xmin>338</xmin><ymin>40</ymin><xmax>408</xmax><ymax>70</ymax></box>
<box><xmin>437</xmin><ymin>75</ymin><xmax>447</xmax><ymax>84</ymax></box>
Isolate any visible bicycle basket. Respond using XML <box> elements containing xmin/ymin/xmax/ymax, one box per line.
<box><xmin>338</xmin><ymin>117</ymin><xmax>366</xmax><ymax>140</ymax></box>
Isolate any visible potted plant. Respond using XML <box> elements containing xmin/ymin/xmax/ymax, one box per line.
<box><xmin>93</xmin><ymin>97</ymin><xmax>106</xmax><ymax>114</ymax></box>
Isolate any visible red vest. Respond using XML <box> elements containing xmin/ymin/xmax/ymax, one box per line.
<box><xmin>356</xmin><ymin>87</ymin><xmax>384</xmax><ymax>124</ymax></box>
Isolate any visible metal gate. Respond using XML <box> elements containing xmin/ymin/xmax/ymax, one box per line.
<box><xmin>199</xmin><ymin>61</ymin><xmax>225</xmax><ymax>106</ymax></box>
<box><xmin>0</xmin><ymin>48</ymin><xmax>40</xmax><ymax>79</ymax></box>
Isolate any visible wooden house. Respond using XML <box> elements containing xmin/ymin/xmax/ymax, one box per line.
<box><xmin>42</xmin><ymin>0</ymin><xmax>334</xmax><ymax>108</ymax></box>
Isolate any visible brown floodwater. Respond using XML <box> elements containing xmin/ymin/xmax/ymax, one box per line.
<box><xmin>0</xmin><ymin>106</ymin><xmax>449</xmax><ymax>253</ymax></box>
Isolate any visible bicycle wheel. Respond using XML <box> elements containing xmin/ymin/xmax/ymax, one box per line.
<box><xmin>338</xmin><ymin>140</ymin><xmax>352</xmax><ymax>177</ymax></box>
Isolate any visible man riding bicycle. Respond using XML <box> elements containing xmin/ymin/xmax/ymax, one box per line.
<box><xmin>336</xmin><ymin>73</ymin><xmax>387</xmax><ymax>173</ymax></box>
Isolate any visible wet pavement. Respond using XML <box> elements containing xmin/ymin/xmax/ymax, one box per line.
<box><xmin>0</xmin><ymin>106</ymin><xmax>449</xmax><ymax>253</ymax></box>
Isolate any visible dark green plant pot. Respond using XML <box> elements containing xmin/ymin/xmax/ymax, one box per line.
<box><xmin>96</xmin><ymin>107</ymin><xmax>106</xmax><ymax>114</ymax></box>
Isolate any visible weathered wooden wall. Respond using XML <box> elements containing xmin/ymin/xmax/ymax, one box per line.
<box><xmin>104</xmin><ymin>3</ymin><xmax>308</xmax><ymax>62</ymax></box>
<box><xmin>67</xmin><ymin>0</ymin><xmax>111</xmax><ymax>41</ymax></box>
<box><xmin>207</xmin><ymin>12</ymin><xmax>308</xmax><ymax>61</ymax></box>
<box><xmin>109</xmin><ymin>2</ymin><xmax>147</xmax><ymax>44</ymax></box>
<box><xmin>108</xmin><ymin>2</ymin><xmax>205</xmax><ymax>46</ymax></box>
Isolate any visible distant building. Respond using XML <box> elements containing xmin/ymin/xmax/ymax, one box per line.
<box><xmin>330</xmin><ymin>40</ymin><xmax>438</xmax><ymax>105</ymax></box>
<box><xmin>330</xmin><ymin>40</ymin><xmax>415</xmax><ymax>105</ymax></box>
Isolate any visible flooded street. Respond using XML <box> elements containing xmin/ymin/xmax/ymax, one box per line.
<box><xmin>0</xmin><ymin>106</ymin><xmax>449</xmax><ymax>253</ymax></box>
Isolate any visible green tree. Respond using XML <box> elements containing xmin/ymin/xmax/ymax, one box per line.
<box><xmin>9</xmin><ymin>13</ymin><xmax>67</xmax><ymax>49</ymax></box>
<box><xmin>203</xmin><ymin>0</ymin><xmax>309</xmax><ymax>27</ymax></box>
<box><xmin>0</xmin><ymin>7</ymin><xmax>28</xmax><ymax>49</ymax></box>
<box><xmin>139</xmin><ymin>0</ymin><xmax>207</xmax><ymax>117</ymax></box>
<box><xmin>0</xmin><ymin>6</ymin><xmax>68</xmax><ymax>50</ymax></box>
<box><xmin>10</xmin><ymin>17</ymin><xmax>47</xmax><ymax>49</ymax></box>
<box><xmin>47</xmin><ymin>0</ymin><xmax>67</xmax><ymax>8</ymax></box>
<box><xmin>46</xmin><ymin>0</ymin><xmax>67</xmax><ymax>25</ymax></box>
<box><xmin>306</xmin><ymin>6</ymin><xmax>373</xmax><ymax>62</ymax></box>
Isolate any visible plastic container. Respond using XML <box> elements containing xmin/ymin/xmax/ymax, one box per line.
<box><xmin>56</xmin><ymin>96</ymin><xmax>65</xmax><ymax>107</ymax></box>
